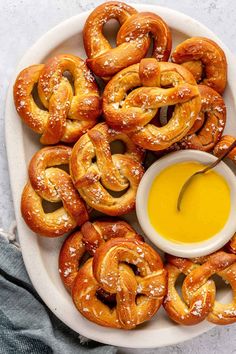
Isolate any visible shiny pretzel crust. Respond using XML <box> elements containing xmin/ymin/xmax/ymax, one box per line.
<box><xmin>164</xmin><ymin>251</ymin><xmax>236</xmax><ymax>325</ymax></box>
<box><xmin>171</xmin><ymin>37</ymin><xmax>227</xmax><ymax>94</ymax></box>
<box><xmin>14</xmin><ymin>54</ymin><xmax>101</xmax><ymax>144</ymax></box>
<box><xmin>103</xmin><ymin>58</ymin><xmax>201</xmax><ymax>150</ymax></box>
<box><xmin>21</xmin><ymin>146</ymin><xmax>88</xmax><ymax>237</ymax></box>
<box><xmin>83</xmin><ymin>1</ymin><xmax>171</xmax><ymax>79</ymax></box>
<box><xmin>59</xmin><ymin>219</ymin><xmax>142</xmax><ymax>290</ymax></box>
<box><xmin>72</xmin><ymin>238</ymin><xmax>167</xmax><ymax>329</ymax></box>
<box><xmin>70</xmin><ymin>122</ymin><xmax>144</xmax><ymax>215</ymax></box>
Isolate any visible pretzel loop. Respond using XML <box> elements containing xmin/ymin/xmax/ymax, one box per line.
<box><xmin>84</xmin><ymin>2</ymin><xmax>172</xmax><ymax>79</ymax></box>
<box><xmin>103</xmin><ymin>59</ymin><xmax>201</xmax><ymax>150</ymax></box>
<box><xmin>164</xmin><ymin>251</ymin><xmax>236</xmax><ymax>325</ymax></box>
<box><xmin>72</xmin><ymin>238</ymin><xmax>167</xmax><ymax>329</ymax></box>
<box><xmin>21</xmin><ymin>146</ymin><xmax>88</xmax><ymax>237</ymax></box>
<box><xmin>14</xmin><ymin>54</ymin><xmax>101</xmax><ymax>144</ymax></box>
<box><xmin>70</xmin><ymin>123</ymin><xmax>144</xmax><ymax>215</ymax></box>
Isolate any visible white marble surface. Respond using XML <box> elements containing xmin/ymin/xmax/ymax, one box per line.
<box><xmin>1</xmin><ymin>0</ymin><xmax>236</xmax><ymax>352</ymax></box>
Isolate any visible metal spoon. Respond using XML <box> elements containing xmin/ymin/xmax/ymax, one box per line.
<box><xmin>177</xmin><ymin>140</ymin><xmax>236</xmax><ymax>211</ymax></box>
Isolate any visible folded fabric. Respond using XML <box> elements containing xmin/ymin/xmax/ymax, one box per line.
<box><xmin>0</xmin><ymin>232</ymin><xmax>117</xmax><ymax>354</ymax></box>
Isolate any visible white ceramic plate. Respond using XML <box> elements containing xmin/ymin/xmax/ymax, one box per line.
<box><xmin>5</xmin><ymin>4</ymin><xmax>236</xmax><ymax>348</ymax></box>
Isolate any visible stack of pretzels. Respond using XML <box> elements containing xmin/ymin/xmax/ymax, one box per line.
<box><xmin>14</xmin><ymin>1</ymin><xmax>236</xmax><ymax>329</ymax></box>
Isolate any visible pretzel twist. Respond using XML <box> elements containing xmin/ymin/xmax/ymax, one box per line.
<box><xmin>214</xmin><ymin>135</ymin><xmax>236</xmax><ymax>163</ymax></box>
<box><xmin>14</xmin><ymin>54</ymin><xmax>101</xmax><ymax>144</ymax></box>
<box><xmin>171</xmin><ymin>37</ymin><xmax>227</xmax><ymax>94</ymax></box>
<box><xmin>72</xmin><ymin>238</ymin><xmax>167</xmax><ymax>329</ymax></box>
<box><xmin>59</xmin><ymin>219</ymin><xmax>142</xmax><ymax>290</ymax></box>
<box><xmin>81</xmin><ymin>219</ymin><xmax>143</xmax><ymax>255</ymax></box>
<box><xmin>21</xmin><ymin>146</ymin><xmax>88</xmax><ymax>237</ymax></box>
<box><xmin>164</xmin><ymin>251</ymin><xmax>236</xmax><ymax>325</ymax></box>
<box><xmin>70</xmin><ymin>122</ymin><xmax>144</xmax><ymax>215</ymax></box>
<box><xmin>83</xmin><ymin>1</ymin><xmax>172</xmax><ymax>79</ymax></box>
<box><xmin>164</xmin><ymin>85</ymin><xmax>226</xmax><ymax>152</ymax></box>
<box><xmin>103</xmin><ymin>58</ymin><xmax>201</xmax><ymax>150</ymax></box>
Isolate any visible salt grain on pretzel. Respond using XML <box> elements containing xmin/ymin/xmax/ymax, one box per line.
<box><xmin>214</xmin><ymin>135</ymin><xmax>236</xmax><ymax>162</ymax></box>
<box><xmin>59</xmin><ymin>219</ymin><xmax>142</xmax><ymax>290</ymax></box>
<box><xmin>83</xmin><ymin>1</ymin><xmax>172</xmax><ymax>79</ymax></box>
<box><xmin>14</xmin><ymin>54</ymin><xmax>101</xmax><ymax>144</ymax></box>
<box><xmin>164</xmin><ymin>251</ymin><xmax>236</xmax><ymax>325</ymax></box>
<box><xmin>103</xmin><ymin>58</ymin><xmax>201</xmax><ymax>151</ymax></box>
<box><xmin>21</xmin><ymin>146</ymin><xmax>88</xmax><ymax>237</ymax></box>
<box><xmin>167</xmin><ymin>85</ymin><xmax>226</xmax><ymax>152</ymax></box>
<box><xmin>72</xmin><ymin>238</ymin><xmax>167</xmax><ymax>329</ymax></box>
<box><xmin>171</xmin><ymin>37</ymin><xmax>227</xmax><ymax>94</ymax></box>
<box><xmin>70</xmin><ymin>122</ymin><xmax>144</xmax><ymax>215</ymax></box>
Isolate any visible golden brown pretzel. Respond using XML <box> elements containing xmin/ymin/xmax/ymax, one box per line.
<box><xmin>164</xmin><ymin>251</ymin><xmax>236</xmax><ymax>325</ymax></box>
<box><xmin>70</xmin><ymin>122</ymin><xmax>144</xmax><ymax>215</ymax></box>
<box><xmin>14</xmin><ymin>54</ymin><xmax>101</xmax><ymax>144</ymax></box>
<box><xmin>213</xmin><ymin>135</ymin><xmax>236</xmax><ymax>162</ymax></box>
<box><xmin>59</xmin><ymin>219</ymin><xmax>142</xmax><ymax>290</ymax></box>
<box><xmin>81</xmin><ymin>219</ymin><xmax>143</xmax><ymax>255</ymax></box>
<box><xmin>103</xmin><ymin>58</ymin><xmax>201</xmax><ymax>150</ymax></box>
<box><xmin>165</xmin><ymin>85</ymin><xmax>226</xmax><ymax>152</ymax></box>
<box><xmin>72</xmin><ymin>238</ymin><xmax>167</xmax><ymax>329</ymax></box>
<box><xmin>83</xmin><ymin>1</ymin><xmax>172</xmax><ymax>79</ymax></box>
<box><xmin>21</xmin><ymin>146</ymin><xmax>88</xmax><ymax>237</ymax></box>
<box><xmin>171</xmin><ymin>37</ymin><xmax>227</xmax><ymax>94</ymax></box>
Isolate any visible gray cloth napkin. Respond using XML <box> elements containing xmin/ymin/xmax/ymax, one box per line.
<box><xmin>0</xmin><ymin>233</ymin><xmax>117</xmax><ymax>354</ymax></box>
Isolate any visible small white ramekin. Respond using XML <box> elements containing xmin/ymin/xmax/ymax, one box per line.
<box><xmin>136</xmin><ymin>150</ymin><xmax>236</xmax><ymax>258</ymax></box>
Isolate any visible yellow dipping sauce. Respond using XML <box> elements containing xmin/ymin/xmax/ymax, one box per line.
<box><xmin>148</xmin><ymin>162</ymin><xmax>230</xmax><ymax>243</ymax></box>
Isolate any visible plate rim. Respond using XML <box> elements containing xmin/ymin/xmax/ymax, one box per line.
<box><xmin>5</xmin><ymin>3</ymin><xmax>236</xmax><ymax>348</ymax></box>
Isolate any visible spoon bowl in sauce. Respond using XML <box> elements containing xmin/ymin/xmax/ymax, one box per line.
<box><xmin>136</xmin><ymin>150</ymin><xmax>236</xmax><ymax>258</ymax></box>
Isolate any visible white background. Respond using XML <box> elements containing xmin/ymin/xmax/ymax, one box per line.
<box><xmin>1</xmin><ymin>0</ymin><xmax>236</xmax><ymax>352</ymax></box>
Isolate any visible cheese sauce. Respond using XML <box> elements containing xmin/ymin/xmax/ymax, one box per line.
<box><xmin>148</xmin><ymin>161</ymin><xmax>230</xmax><ymax>243</ymax></box>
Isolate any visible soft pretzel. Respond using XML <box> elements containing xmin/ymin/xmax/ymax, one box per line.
<box><xmin>21</xmin><ymin>146</ymin><xmax>88</xmax><ymax>237</ymax></box>
<box><xmin>59</xmin><ymin>219</ymin><xmax>142</xmax><ymax>290</ymax></box>
<box><xmin>72</xmin><ymin>238</ymin><xmax>167</xmax><ymax>329</ymax></box>
<box><xmin>14</xmin><ymin>54</ymin><xmax>101</xmax><ymax>144</ymax></box>
<box><xmin>165</xmin><ymin>85</ymin><xmax>226</xmax><ymax>152</ymax></box>
<box><xmin>227</xmin><ymin>234</ymin><xmax>236</xmax><ymax>254</ymax></box>
<box><xmin>70</xmin><ymin>122</ymin><xmax>144</xmax><ymax>215</ymax></box>
<box><xmin>214</xmin><ymin>135</ymin><xmax>236</xmax><ymax>162</ymax></box>
<box><xmin>81</xmin><ymin>219</ymin><xmax>143</xmax><ymax>255</ymax></box>
<box><xmin>103</xmin><ymin>58</ymin><xmax>201</xmax><ymax>151</ymax></box>
<box><xmin>83</xmin><ymin>1</ymin><xmax>172</xmax><ymax>79</ymax></box>
<box><xmin>164</xmin><ymin>251</ymin><xmax>236</xmax><ymax>325</ymax></box>
<box><xmin>171</xmin><ymin>37</ymin><xmax>227</xmax><ymax>94</ymax></box>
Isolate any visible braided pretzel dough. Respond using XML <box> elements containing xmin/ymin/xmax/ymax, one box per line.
<box><xmin>59</xmin><ymin>219</ymin><xmax>142</xmax><ymax>290</ymax></box>
<box><xmin>171</xmin><ymin>37</ymin><xmax>227</xmax><ymax>94</ymax></box>
<box><xmin>21</xmin><ymin>146</ymin><xmax>88</xmax><ymax>237</ymax></box>
<box><xmin>214</xmin><ymin>135</ymin><xmax>236</xmax><ymax>163</ymax></box>
<box><xmin>72</xmin><ymin>238</ymin><xmax>167</xmax><ymax>329</ymax></box>
<box><xmin>164</xmin><ymin>85</ymin><xmax>226</xmax><ymax>152</ymax></box>
<box><xmin>81</xmin><ymin>219</ymin><xmax>143</xmax><ymax>255</ymax></box>
<box><xmin>83</xmin><ymin>1</ymin><xmax>172</xmax><ymax>79</ymax></box>
<box><xmin>14</xmin><ymin>54</ymin><xmax>101</xmax><ymax>144</ymax></box>
<box><xmin>164</xmin><ymin>251</ymin><xmax>236</xmax><ymax>325</ymax></box>
<box><xmin>103</xmin><ymin>58</ymin><xmax>201</xmax><ymax>151</ymax></box>
<box><xmin>70</xmin><ymin>122</ymin><xmax>144</xmax><ymax>215</ymax></box>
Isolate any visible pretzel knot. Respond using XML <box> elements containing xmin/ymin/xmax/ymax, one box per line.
<box><xmin>103</xmin><ymin>58</ymin><xmax>201</xmax><ymax>151</ymax></box>
<box><xmin>21</xmin><ymin>146</ymin><xmax>88</xmax><ymax>237</ymax></box>
<box><xmin>165</xmin><ymin>85</ymin><xmax>226</xmax><ymax>152</ymax></box>
<box><xmin>83</xmin><ymin>1</ymin><xmax>172</xmax><ymax>79</ymax></box>
<box><xmin>70</xmin><ymin>122</ymin><xmax>144</xmax><ymax>215</ymax></box>
<box><xmin>214</xmin><ymin>135</ymin><xmax>236</xmax><ymax>163</ymax></box>
<box><xmin>163</xmin><ymin>251</ymin><xmax>236</xmax><ymax>325</ymax></box>
<box><xmin>72</xmin><ymin>238</ymin><xmax>167</xmax><ymax>329</ymax></box>
<box><xmin>14</xmin><ymin>54</ymin><xmax>101</xmax><ymax>144</ymax></box>
<box><xmin>171</xmin><ymin>37</ymin><xmax>227</xmax><ymax>94</ymax></box>
<box><xmin>59</xmin><ymin>219</ymin><xmax>142</xmax><ymax>291</ymax></box>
